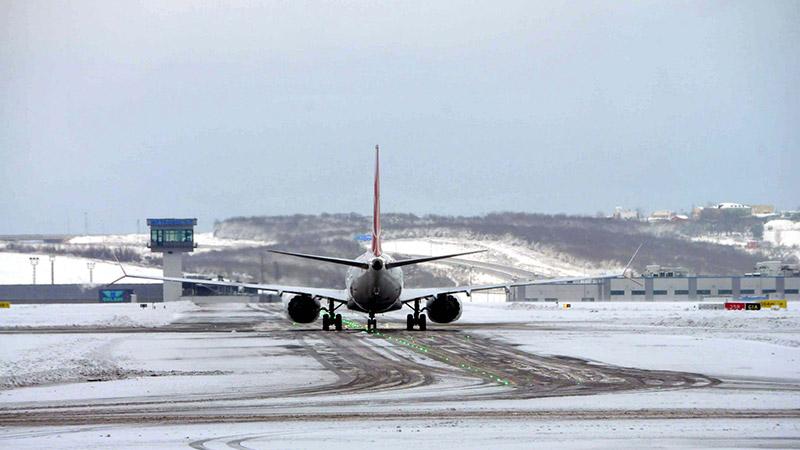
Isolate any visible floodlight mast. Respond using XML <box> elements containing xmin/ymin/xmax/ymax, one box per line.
<box><xmin>49</xmin><ymin>255</ymin><xmax>55</xmax><ymax>285</ymax></box>
<box><xmin>87</xmin><ymin>261</ymin><xmax>96</xmax><ymax>284</ymax></box>
<box><xmin>29</xmin><ymin>257</ymin><xmax>39</xmax><ymax>284</ymax></box>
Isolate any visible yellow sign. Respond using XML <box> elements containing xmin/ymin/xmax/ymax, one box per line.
<box><xmin>760</xmin><ymin>299</ymin><xmax>787</xmax><ymax>309</ymax></box>
<box><xmin>0</xmin><ymin>302</ymin><xmax>10</xmax><ymax>308</ymax></box>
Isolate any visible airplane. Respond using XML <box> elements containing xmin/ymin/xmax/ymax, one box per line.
<box><xmin>116</xmin><ymin>145</ymin><xmax>640</xmax><ymax>332</ymax></box>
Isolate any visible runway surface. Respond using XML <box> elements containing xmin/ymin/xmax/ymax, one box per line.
<box><xmin>1</xmin><ymin>303</ymin><xmax>798</xmax><ymax>448</ymax></box>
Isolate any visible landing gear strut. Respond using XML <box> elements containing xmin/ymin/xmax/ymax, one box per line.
<box><xmin>321</xmin><ymin>298</ymin><xmax>343</xmax><ymax>331</ymax></box>
<box><xmin>405</xmin><ymin>298</ymin><xmax>427</xmax><ymax>331</ymax></box>
<box><xmin>366</xmin><ymin>312</ymin><xmax>377</xmax><ymax>332</ymax></box>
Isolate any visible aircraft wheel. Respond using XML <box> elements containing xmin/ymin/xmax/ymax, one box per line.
<box><xmin>334</xmin><ymin>314</ymin><xmax>343</xmax><ymax>331</ymax></box>
<box><xmin>418</xmin><ymin>314</ymin><xmax>427</xmax><ymax>331</ymax></box>
<box><xmin>322</xmin><ymin>314</ymin><xmax>330</xmax><ymax>331</ymax></box>
<box><xmin>406</xmin><ymin>314</ymin><xmax>415</xmax><ymax>331</ymax></box>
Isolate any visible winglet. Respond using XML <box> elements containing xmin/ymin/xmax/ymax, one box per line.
<box><xmin>104</xmin><ymin>251</ymin><xmax>130</xmax><ymax>287</ymax></box>
<box><xmin>112</xmin><ymin>250</ymin><xmax>128</xmax><ymax>277</ymax></box>
<box><xmin>622</xmin><ymin>243</ymin><xmax>644</xmax><ymax>286</ymax></box>
<box><xmin>623</xmin><ymin>243</ymin><xmax>643</xmax><ymax>274</ymax></box>
<box><xmin>104</xmin><ymin>251</ymin><xmax>129</xmax><ymax>287</ymax></box>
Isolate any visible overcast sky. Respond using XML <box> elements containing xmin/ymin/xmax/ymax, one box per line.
<box><xmin>1</xmin><ymin>0</ymin><xmax>798</xmax><ymax>234</ymax></box>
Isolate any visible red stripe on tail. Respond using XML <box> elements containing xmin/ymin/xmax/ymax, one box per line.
<box><xmin>372</xmin><ymin>145</ymin><xmax>382</xmax><ymax>256</ymax></box>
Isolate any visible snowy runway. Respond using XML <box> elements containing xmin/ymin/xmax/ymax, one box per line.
<box><xmin>1</xmin><ymin>301</ymin><xmax>798</xmax><ymax>448</ymax></box>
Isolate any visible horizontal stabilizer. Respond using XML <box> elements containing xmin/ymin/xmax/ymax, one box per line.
<box><xmin>268</xmin><ymin>250</ymin><xmax>369</xmax><ymax>269</ymax></box>
<box><xmin>386</xmin><ymin>250</ymin><xmax>485</xmax><ymax>269</ymax></box>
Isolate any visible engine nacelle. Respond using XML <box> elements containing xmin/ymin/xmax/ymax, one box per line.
<box><xmin>426</xmin><ymin>294</ymin><xmax>463</xmax><ymax>323</ymax></box>
<box><xmin>286</xmin><ymin>295</ymin><xmax>320</xmax><ymax>323</ymax></box>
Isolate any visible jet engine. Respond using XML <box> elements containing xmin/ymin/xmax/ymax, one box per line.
<box><xmin>425</xmin><ymin>294</ymin><xmax>463</xmax><ymax>323</ymax></box>
<box><xmin>286</xmin><ymin>295</ymin><xmax>320</xmax><ymax>323</ymax></box>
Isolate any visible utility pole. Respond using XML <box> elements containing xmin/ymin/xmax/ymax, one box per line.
<box><xmin>87</xmin><ymin>261</ymin><xmax>96</xmax><ymax>284</ymax></box>
<box><xmin>29</xmin><ymin>257</ymin><xmax>39</xmax><ymax>284</ymax></box>
<box><xmin>260</xmin><ymin>252</ymin><xmax>265</xmax><ymax>283</ymax></box>
<box><xmin>49</xmin><ymin>255</ymin><xmax>55</xmax><ymax>285</ymax></box>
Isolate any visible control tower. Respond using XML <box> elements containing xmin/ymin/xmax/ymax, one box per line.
<box><xmin>147</xmin><ymin>218</ymin><xmax>197</xmax><ymax>301</ymax></box>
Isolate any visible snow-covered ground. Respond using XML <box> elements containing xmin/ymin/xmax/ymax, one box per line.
<box><xmin>0</xmin><ymin>300</ymin><xmax>798</xmax><ymax>448</ymax></box>
<box><xmin>0</xmin><ymin>301</ymin><xmax>195</xmax><ymax>328</ymax></box>
<box><xmin>0</xmin><ymin>301</ymin><xmax>197</xmax><ymax>389</ymax></box>
<box><xmin>690</xmin><ymin>233</ymin><xmax>751</xmax><ymax>247</ymax></box>
<box><xmin>67</xmin><ymin>232</ymin><xmax>272</xmax><ymax>254</ymax></box>
<box><xmin>458</xmin><ymin>301</ymin><xmax>800</xmax><ymax>347</ymax></box>
<box><xmin>1</xmin><ymin>418</ymin><xmax>795</xmax><ymax>449</ymax></box>
<box><xmin>380</xmin><ymin>237</ymin><xmax>617</xmax><ymax>277</ymax></box>
<box><xmin>0</xmin><ymin>251</ymin><xmax>162</xmax><ymax>285</ymax></box>
<box><xmin>764</xmin><ymin>220</ymin><xmax>800</xmax><ymax>261</ymax></box>
<box><xmin>460</xmin><ymin>303</ymin><xmax>800</xmax><ymax>380</ymax></box>
<box><xmin>0</xmin><ymin>232</ymin><xmax>275</xmax><ymax>285</ymax></box>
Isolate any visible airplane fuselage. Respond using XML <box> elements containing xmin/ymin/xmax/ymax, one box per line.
<box><xmin>345</xmin><ymin>252</ymin><xmax>404</xmax><ymax>314</ymax></box>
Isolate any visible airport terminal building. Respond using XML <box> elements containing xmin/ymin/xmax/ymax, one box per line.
<box><xmin>509</xmin><ymin>263</ymin><xmax>800</xmax><ymax>302</ymax></box>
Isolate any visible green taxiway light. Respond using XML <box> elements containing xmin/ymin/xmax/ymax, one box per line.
<box><xmin>337</xmin><ymin>315</ymin><xmax>510</xmax><ymax>387</ymax></box>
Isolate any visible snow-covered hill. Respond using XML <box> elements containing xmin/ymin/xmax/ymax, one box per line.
<box><xmin>0</xmin><ymin>251</ymin><xmax>162</xmax><ymax>285</ymax></box>
<box><xmin>377</xmin><ymin>238</ymin><xmax>617</xmax><ymax>278</ymax></box>
<box><xmin>67</xmin><ymin>232</ymin><xmax>271</xmax><ymax>254</ymax></box>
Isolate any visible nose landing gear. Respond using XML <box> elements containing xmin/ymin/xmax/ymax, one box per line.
<box><xmin>366</xmin><ymin>312</ymin><xmax>377</xmax><ymax>332</ymax></box>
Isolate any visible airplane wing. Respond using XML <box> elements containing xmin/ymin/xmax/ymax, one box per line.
<box><xmin>398</xmin><ymin>272</ymin><xmax>624</xmax><ymax>302</ymax></box>
<box><xmin>114</xmin><ymin>271</ymin><xmax>350</xmax><ymax>302</ymax></box>
<box><xmin>399</xmin><ymin>244</ymin><xmax>643</xmax><ymax>302</ymax></box>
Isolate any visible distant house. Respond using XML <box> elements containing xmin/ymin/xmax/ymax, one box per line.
<box><xmin>751</xmin><ymin>204</ymin><xmax>776</xmax><ymax>217</ymax></box>
<box><xmin>713</xmin><ymin>202</ymin><xmax>752</xmax><ymax>215</ymax></box>
<box><xmin>648</xmin><ymin>210</ymin><xmax>674</xmax><ymax>222</ymax></box>
<box><xmin>612</xmin><ymin>207</ymin><xmax>638</xmax><ymax>220</ymax></box>
<box><xmin>699</xmin><ymin>202</ymin><xmax>752</xmax><ymax>220</ymax></box>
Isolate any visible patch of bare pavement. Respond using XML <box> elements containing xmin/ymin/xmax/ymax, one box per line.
<box><xmin>4</xmin><ymin>303</ymin><xmax>797</xmax><ymax>432</ymax></box>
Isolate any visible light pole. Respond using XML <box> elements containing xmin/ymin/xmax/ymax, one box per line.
<box><xmin>49</xmin><ymin>255</ymin><xmax>55</xmax><ymax>285</ymax></box>
<box><xmin>87</xmin><ymin>261</ymin><xmax>96</xmax><ymax>284</ymax></box>
<box><xmin>29</xmin><ymin>257</ymin><xmax>39</xmax><ymax>284</ymax></box>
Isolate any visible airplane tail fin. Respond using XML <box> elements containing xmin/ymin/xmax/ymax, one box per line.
<box><xmin>372</xmin><ymin>145</ymin><xmax>382</xmax><ymax>256</ymax></box>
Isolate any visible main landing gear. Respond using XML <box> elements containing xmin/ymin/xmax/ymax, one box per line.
<box><xmin>321</xmin><ymin>298</ymin><xmax>343</xmax><ymax>331</ymax></box>
<box><xmin>405</xmin><ymin>298</ymin><xmax>427</xmax><ymax>331</ymax></box>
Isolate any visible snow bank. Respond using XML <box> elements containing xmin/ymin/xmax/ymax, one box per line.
<box><xmin>0</xmin><ymin>335</ymin><xmax>130</xmax><ymax>389</ymax></box>
<box><xmin>0</xmin><ymin>301</ymin><xmax>195</xmax><ymax>328</ymax></box>
<box><xmin>0</xmin><ymin>332</ymin><xmax>229</xmax><ymax>390</ymax></box>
